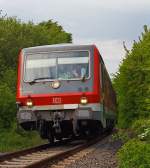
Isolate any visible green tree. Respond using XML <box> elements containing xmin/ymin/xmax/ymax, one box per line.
<box><xmin>113</xmin><ymin>25</ymin><xmax>150</xmax><ymax>128</ymax></box>
<box><xmin>0</xmin><ymin>84</ymin><xmax>16</xmax><ymax>128</ymax></box>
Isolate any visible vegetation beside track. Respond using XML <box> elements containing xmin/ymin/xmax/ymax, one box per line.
<box><xmin>0</xmin><ymin>126</ymin><xmax>47</xmax><ymax>152</ymax></box>
<box><xmin>113</xmin><ymin>26</ymin><xmax>150</xmax><ymax>168</ymax></box>
<box><xmin>0</xmin><ymin>12</ymin><xmax>72</xmax><ymax>152</ymax></box>
<box><xmin>113</xmin><ymin>119</ymin><xmax>150</xmax><ymax>168</ymax></box>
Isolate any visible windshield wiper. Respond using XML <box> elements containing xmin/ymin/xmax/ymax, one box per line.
<box><xmin>28</xmin><ymin>77</ymin><xmax>52</xmax><ymax>85</ymax></box>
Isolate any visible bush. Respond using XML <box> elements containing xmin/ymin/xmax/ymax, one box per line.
<box><xmin>132</xmin><ymin>119</ymin><xmax>150</xmax><ymax>134</ymax></box>
<box><xmin>113</xmin><ymin>25</ymin><xmax>150</xmax><ymax>128</ymax></box>
<box><xmin>117</xmin><ymin>139</ymin><xmax>150</xmax><ymax>168</ymax></box>
<box><xmin>132</xmin><ymin>119</ymin><xmax>150</xmax><ymax>141</ymax></box>
<box><xmin>112</xmin><ymin>129</ymin><xmax>129</xmax><ymax>143</ymax></box>
<box><xmin>0</xmin><ymin>84</ymin><xmax>16</xmax><ymax>128</ymax></box>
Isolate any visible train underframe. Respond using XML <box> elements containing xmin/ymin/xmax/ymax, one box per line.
<box><xmin>18</xmin><ymin>108</ymin><xmax>115</xmax><ymax>143</ymax></box>
<box><xmin>20</xmin><ymin>119</ymin><xmax>105</xmax><ymax>143</ymax></box>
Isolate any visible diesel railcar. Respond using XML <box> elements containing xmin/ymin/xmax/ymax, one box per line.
<box><xmin>16</xmin><ymin>44</ymin><xmax>116</xmax><ymax>143</ymax></box>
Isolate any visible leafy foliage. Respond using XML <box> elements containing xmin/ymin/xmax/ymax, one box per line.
<box><xmin>132</xmin><ymin>119</ymin><xmax>150</xmax><ymax>141</ymax></box>
<box><xmin>117</xmin><ymin>139</ymin><xmax>150</xmax><ymax>168</ymax></box>
<box><xmin>112</xmin><ymin>130</ymin><xmax>129</xmax><ymax>143</ymax></box>
<box><xmin>0</xmin><ymin>84</ymin><xmax>16</xmax><ymax>128</ymax></box>
<box><xmin>113</xmin><ymin>25</ymin><xmax>150</xmax><ymax>128</ymax></box>
<box><xmin>116</xmin><ymin>119</ymin><xmax>150</xmax><ymax>168</ymax></box>
<box><xmin>0</xmin><ymin>14</ymin><xmax>72</xmax><ymax>129</ymax></box>
<box><xmin>115</xmin><ymin>26</ymin><xmax>150</xmax><ymax>168</ymax></box>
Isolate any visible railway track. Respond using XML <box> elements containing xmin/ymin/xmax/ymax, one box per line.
<box><xmin>0</xmin><ymin>132</ymin><xmax>110</xmax><ymax>168</ymax></box>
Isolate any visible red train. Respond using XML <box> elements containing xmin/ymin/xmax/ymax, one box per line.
<box><xmin>16</xmin><ymin>44</ymin><xmax>116</xmax><ymax>143</ymax></box>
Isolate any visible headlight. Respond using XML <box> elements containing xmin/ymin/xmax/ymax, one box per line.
<box><xmin>26</xmin><ymin>100</ymin><xmax>33</xmax><ymax>107</ymax></box>
<box><xmin>51</xmin><ymin>80</ymin><xmax>60</xmax><ymax>89</ymax></box>
<box><xmin>80</xmin><ymin>97</ymin><xmax>88</xmax><ymax>105</ymax></box>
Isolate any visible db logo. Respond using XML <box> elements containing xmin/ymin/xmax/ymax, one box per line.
<box><xmin>52</xmin><ymin>97</ymin><xmax>62</xmax><ymax>104</ymax></box>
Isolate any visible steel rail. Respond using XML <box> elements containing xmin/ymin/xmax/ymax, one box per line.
<box><xmin>0</xmin><ymin>143</ymin><xmax>50</xmax><ymax>162</ymax></box>
<box><xmin>0</xmin><ymin>131</ymin><xmax>111</xmax><ymax>168</ymax></box>
<box><xmin>26</xmin><ymin>132</ymin><xmax>110</xmax><ymax>168</ymax></box>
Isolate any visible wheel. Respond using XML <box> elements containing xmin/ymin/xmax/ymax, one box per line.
<box><xmin>106</xmin><ymin>119</ymin><xmax>115</xmax><ymax>132</ymax></box>
<box><xmin>38</xmin><ymin>120</ymin><xmax>47</xmax><ymax>139</ymax></box>
<box><xmin>48</xmin><ymin>131</ymin><xmax>54</xmax><ymax>144</ymax></box>
<box><xmin>56</xmin><ymin>133</ymin><xmax>62</xmax><ymax>141</ymax></box>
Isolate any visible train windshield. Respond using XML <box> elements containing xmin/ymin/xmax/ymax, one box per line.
<box><xmin>24</xmin><ymin>51</ymin><xmax>89</xmax><ymax>82</ymax></box>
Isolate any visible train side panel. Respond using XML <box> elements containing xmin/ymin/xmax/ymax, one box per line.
<box><xmin>95</xmin><ymin>47</ymin><xmax>117</xmax><ymax>129</ymax></box>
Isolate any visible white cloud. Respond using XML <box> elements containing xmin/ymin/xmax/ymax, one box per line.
<box><xmin>0</xmin><ymin>0</ymin><xmax>148</xmax><ymax>41</ymax></box>
<box><xmin>87</xmin><ymin>0</ymin><xmax>150</xmax><ymax>11</ymax></box>
<box><xmin>1</xmin><ymin>0</ymin><xmax>150</xmax><ymax>19</ymax></box>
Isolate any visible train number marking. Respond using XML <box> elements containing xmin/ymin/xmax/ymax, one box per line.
<box><xmin>52</xmin><ymin>97</ymin><xmax>62</xmax><ymax>104</ymax></box>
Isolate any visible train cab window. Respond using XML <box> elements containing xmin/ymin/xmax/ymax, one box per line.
<box><xmin>24</xmin><ymin>54</ymin><xmax>57</xmax><ymax>82</ymax></box>
<box><xmin>24</xmin><ymin>51</ymin><xmax>89</xmax><ymax>82</ymax></box>
<box><xmin>57</xmin><ymin>51</ymin><xmax>89</xmax><ymax>80</ymax></box>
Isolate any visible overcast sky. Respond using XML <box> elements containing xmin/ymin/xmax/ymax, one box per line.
<box><xmin>0</xmin><ymin>0</ymin><xmax>150</xmax><ymax>74</ymax></box>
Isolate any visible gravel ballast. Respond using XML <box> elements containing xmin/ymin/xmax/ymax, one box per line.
<box><xmin>65</xmin><ymin>135</ymin><xmax>122</xmax><ymax>168</ymax></box>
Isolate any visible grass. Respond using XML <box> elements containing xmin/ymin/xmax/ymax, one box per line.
<box><xmin>0</xmin><ymin>128</ymin><xmax>47</xmax><ymax>152</ymax></box>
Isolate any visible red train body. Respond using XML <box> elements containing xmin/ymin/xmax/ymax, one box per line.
<box><xmin>16</xmin><ymin>44</ymin><xmax>116</xmax><ymax>142</ymax></box>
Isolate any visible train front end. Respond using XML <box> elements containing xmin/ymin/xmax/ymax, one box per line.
<box><xmin>16</xmin><ymin>44</ymin><xmax>101</xmax><ymax>142</ymax></box>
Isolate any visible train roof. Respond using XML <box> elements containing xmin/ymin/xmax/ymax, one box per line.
<box><xmin>22</xmin><ymin>44</ymin><xmax>96</xmax><ymax>54</ymax></box>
